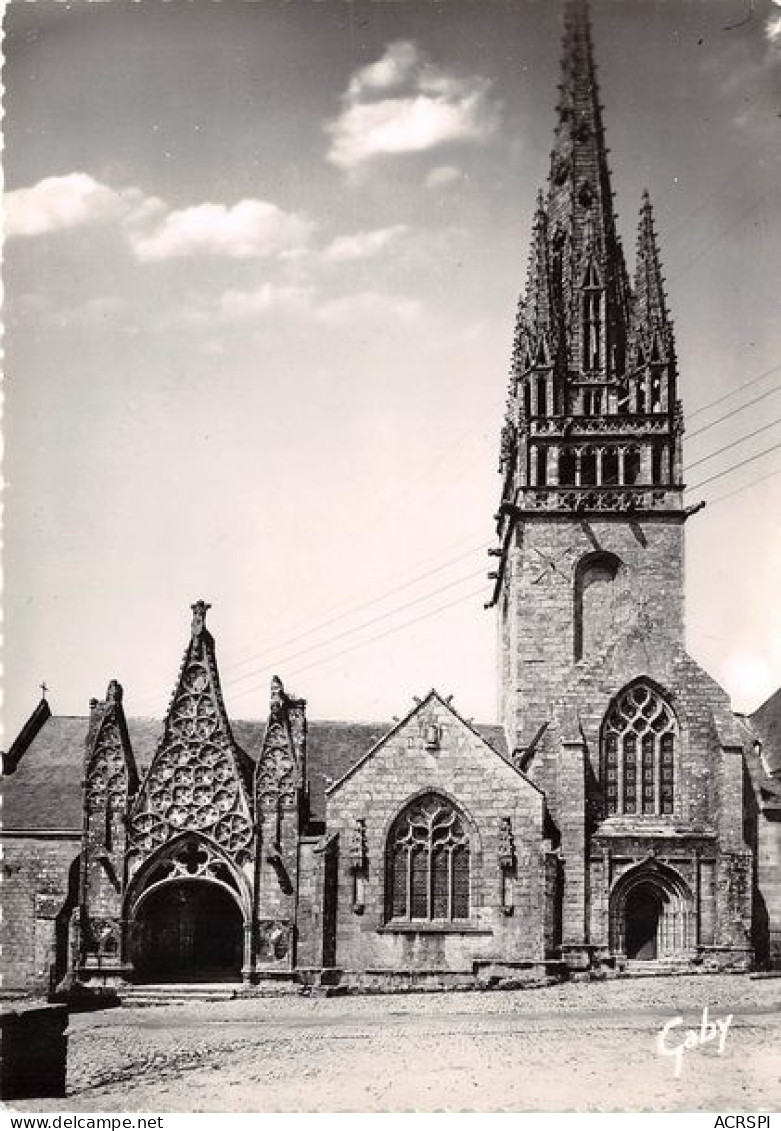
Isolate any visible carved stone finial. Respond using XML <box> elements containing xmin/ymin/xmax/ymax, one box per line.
<box><xmin>270</xmin><ymin>675</ymin><xmax>286</xmax><ymax>718</ymax></box>
<box><xmin>349</xmin><ymin>818</ymin><xmax>367</xmax><ymax>870</ymax></box>
<box><xmin>190</xmin><ymin>600</ymin><xmax>212</xmax><ymax>637</ymax></box>
<box><xmin>499</xmin><ymin>816</ymin><xmax>516</xmax><ymax>869</ymax></box>
<box><xmin>106</xmin><ymin>680</ymin><xmax>123</xmax><ymax>704</ymax></box>
<box><xmin>500</xmin><ymin>417</ymin><xmax>517</xmax><ymax>467</ymax></box>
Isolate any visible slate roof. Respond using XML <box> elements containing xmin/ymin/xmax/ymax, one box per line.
<box><xmin>741</xmin><ymin>689</ymin><xmax>781</xmax><ymax>810</ymax></box>
<box><xmin>751</xmin><ymin>688</ymin><xmax>781</xmax><ymax>776</ymax></box>
<box><xmin>2</xmin><ymin>713</ymin><xmax>508</xmax><ymax>832</ymax></box>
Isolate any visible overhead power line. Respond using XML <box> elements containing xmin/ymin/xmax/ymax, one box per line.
<box><xmin>128</xmin><ymin>386</ymin><xmax>781</xmax><ymax>713</ymax></box>
<box><xmin>704</xmin><ymin>464</ymin><xmax>781</xmax><ymax>509</ymax></box>
<box><xmin>128</xmin><ymin>536</ymin><xmax>490</xmax><ymax>709</ymax></box>
<box><xmin>687</xmin><ymin>379</ymin><xmax>781</xmax><ymax>442</ymax></box>
<box><xmin>688</xmin><ymin>436</ymin><xmax>781</xmax><ymax>492</ymax></box>
<box><xmin>687</xmin><ymin>363</ymin><xmax>781</xmax><ymax>422</ymax></box>
<box><xmin>222</xmin><ymin>540</ymin><xmax>488</xmax><ymax>676</ymax></box>
<box><xmin>685</xmin><ymin>416</ymin><xmax>781</xmax><ymax>472</ymax></box>
<box><xmin>220</xmin><ymin>566</ymin><xmax>486</xmax><ymax>692</ymax></box>
<box><xmin>231</xmin><ymin>585</ymin><xmax>487</xmax><ymax>699</ymax></box>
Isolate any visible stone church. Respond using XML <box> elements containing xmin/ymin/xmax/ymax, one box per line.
<box><xmin>4</xmin><ymin>3</ymin><xmax>781</xmax><ymax>995</ymax></box>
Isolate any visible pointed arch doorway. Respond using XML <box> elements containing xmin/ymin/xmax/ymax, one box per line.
<box><xmin>610</xmin><ymin>860</ymin><xmax>694</xmax><ymax>961</ymax></box>
<box><xmin>624</xmin><ymin>884</ymin><xmax>661</xmax><ymax>960</ymax></box>
<box><xmin>133</xmin><ymin>880</ymin><xmax>244</xmax><ymax>983</ymax></box>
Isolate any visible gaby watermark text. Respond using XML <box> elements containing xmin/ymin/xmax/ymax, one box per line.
<box><xmin>657</xmin><ymin>1006</ymin><xmax>733</xmax><ymax>1077</ymax></box>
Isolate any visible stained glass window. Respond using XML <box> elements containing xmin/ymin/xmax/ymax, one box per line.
<box><xmin>387</xmin><ymin>796</ymin><xmax>470</xmax><ymax>921</ymax></box>
<box><xmin>602</xmin><ymin>683</ymin><xmax>677</xmax><ymax>817</ymax></box>
<box><xmin>605</xmin><ymin>734</ymin><xmax>619</xmax><ymax>815</ymax></box>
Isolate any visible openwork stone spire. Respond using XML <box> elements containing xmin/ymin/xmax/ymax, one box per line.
<box><xmin>255</xmin><ymin>675</ymin><xmax>307</xmax><ymax>820</ymax></box>
<box><xmin>79</xmin><ymin>679</ymin><xmax>138</xmax><ymax>979</ymax></box>
<box><xmin>632</xmin><ymin>190</ymin><xmax>675</xmax><ymax>363</ymax></box>
<box><xmin>545</xmin><ymin>0</ymin><xmax>631</xmax><ymax>375</ymax></box>
<box><xmin>127</xmin><ymin>602</ymin><xmax>255</xmax><ymax>863</ymax></box>
<box><xmin>493</xmin><ymin>0</ymin><xmax>684</xmax><ymax>556</ymax></box>
<box><xmin>520</xmin><ymin>190</ymin><xmax>554</xmax><ymax>356</ymax></box>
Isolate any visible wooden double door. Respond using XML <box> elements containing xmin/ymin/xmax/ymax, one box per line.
<box><xmin>134</xmin><ymin>880</ymin><xmax>243</xmax><ymax>982</ymax></box>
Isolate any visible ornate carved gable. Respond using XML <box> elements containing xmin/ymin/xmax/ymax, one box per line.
<box><xmin>255</xmin><ymin>676</ymin><xmax>307</xmax><ymax>820</ymax></box>
<box><xmin>128</xmin><ymin>602</ymin><xmax>254</xmax><ymax>863</ymax></box>
<box><xmin>84</xmin><ymin>680</ymin><xmax>137</xmax><ymax>828</ymax></box>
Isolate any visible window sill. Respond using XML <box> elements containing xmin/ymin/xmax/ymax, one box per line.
<box><xmin>378</xmin><ymin>922</ymin><xmax>493</xmax><ymax>936</ymax></box>
<box><xmin>594</xmin><ymin>816</ymin><xmax>716</xmax><ymax>837</ymax></box>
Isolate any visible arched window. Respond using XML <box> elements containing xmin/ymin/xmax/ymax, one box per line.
<box><xmin>602</xmin><ymin>682</ymin><xmax>677</xmax><ymax>817</ymax></box>
<box><xmin>574</xmin><ymin>551</ymin><xmax>621</xmax><ymax>660</ymax></box>
<box><xmin>387</xmin><ymin>795</ymin><xmax>470</xmax><ymax>921</ymax></box>
<box><xmin>581</xmin><ymin>449</ymin><xmax>598</xmax><ymax>486</ymax></box>
<box><xmin>602</xmin><ymin>448</ymin><xmax>619</xmax><ymax>485</ymax></box>
<box><xmin>651</xmin><ymin>375</ymin><xmax>663</xmax><ymax>412</ymax></box>
<box><xmin>536</xmin><ymin>375</ymin><xmax>548</xmax><ymax>416</ymax></box>
<box><xmin>624</xmin><ymin>448</ymin><xmax>641</xmax><ymax>485</ymax></box>
<box><xmin>559</xmin><ymin>448</ymin><xmax>576</xmax><ymax>485</ymax></box>
<box><xmin>582</xmin><ymin>292</ymin><xmax>602</xmax><ymax>370</ymax></box>
<box><xmin>651</xmin><ymin>445</ymin><xmax>663</xmax><ymax>485</ymax></box>
<box><xmin>535</xmin><ymin>445</ymin><xmax>548</xmax><ymax>486</ymax></box>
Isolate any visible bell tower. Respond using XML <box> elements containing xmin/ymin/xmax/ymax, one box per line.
<box><xmin>490</xmin><ymin>1</ymin><xmax>688</xmax><ymax>754</ymax></box>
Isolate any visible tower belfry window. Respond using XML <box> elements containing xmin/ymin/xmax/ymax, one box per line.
<box><xmin>582</xmin><ymin>291</ymin><xmax>602</xmax><ymax>371</ymax></box>
<box><xmin>536</xmin><ymin>375</ymin><xmax>548</xmax><ymax>416</ymax></box>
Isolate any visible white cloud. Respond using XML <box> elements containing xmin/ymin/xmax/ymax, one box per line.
<box><xmin>322</xmin><ymin>224</ymin><xmax>408</xmax><ymax>263</ymax></box>
<box><xmin>5</xmin><ymin>174</ymin><xmax>315</xmax><ymax>265</ymax></box>
<box><xmin>348</xmin><ymin>40</ymin><xmax>421</xmax><ymax>97</ymax></box>
<box><xmin>218</xmin><ymin>283</ymin><xmax>313</xmax><ymax>321</ymax></box>
<box><xmin>130</xmin><ymin>199</ymin><xmax>314</xmax><ymax>262</ymax></box>
<box><xmin>4</xmin><ymin>173</ymin><xmax>152</xmax><ymax>237</ymax></box>
<box><xmin>327</xmin><ymin>40</ymin><xmax>499</xmax><ymax>170</ymax></box>
<box><xmin>315</xmin><ymin>290</ymin><xmax>421</xmax><ymax>327</ymax></box>
<box><xmin>216</xmin><ymin>283</ymin><xmax>421</xmax><ymax>328</ymax></box>
<box><xmin>426</xmin><ymin>165</ymin><xmax>462</xmax><ymax>189</ymax></box>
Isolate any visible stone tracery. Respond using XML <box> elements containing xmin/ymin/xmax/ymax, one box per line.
<box><xmin>128</xmin><ymin>617</ymin><xmax>254</xmax><ymax>859</ymax></box>
<box><xmin>85</xmin><ymin>718</ymin><xmax>128</xmax><ymax>815</ymax></box>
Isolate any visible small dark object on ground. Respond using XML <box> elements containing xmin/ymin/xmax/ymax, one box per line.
<box><xmin>0</xmin><ymin>1002</ymin><xmax>69</xmax><ymax>1101</ymax></box>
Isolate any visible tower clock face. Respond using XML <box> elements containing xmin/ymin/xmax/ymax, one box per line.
<box><xmin>531</xmin><ymin>545</ymin><xmax>577</xmax><ymax>584</ymax></box>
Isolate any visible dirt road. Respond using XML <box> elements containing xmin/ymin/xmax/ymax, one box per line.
<box><xmin>8</xmin><ymin>975</ymin><xmax>781</xmax><ymax>1112</ymax></box>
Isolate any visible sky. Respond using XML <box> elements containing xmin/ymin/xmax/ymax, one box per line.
<box><xmin>3</xmin><ymin>0</ymin><xmax>781</xmax><ymax>739</ymax></box>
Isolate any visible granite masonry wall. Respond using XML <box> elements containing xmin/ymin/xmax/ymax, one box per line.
<box><xmin>325</xmin><ymin>695</ymin><xmax>545</xmax><ymax>974</ymax></box>
<box><xmin>499</xmin><ymin>514</ymin><xmax>685</xmax><ymax>752</ymax></box>
<box><xmin>1</xmin><ymin>836</ymin><xmax>80</xmax><ymax>992</ymax></box>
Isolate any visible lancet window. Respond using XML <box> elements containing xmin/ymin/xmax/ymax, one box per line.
<box><xmin>602</xmin><ymin>683</ymin><xmax>677</xmax><ymax>817</ymax></box>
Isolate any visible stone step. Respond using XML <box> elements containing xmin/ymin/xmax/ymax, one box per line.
<box><xmin>119</xmin><ymin>978</ymin><xmax>304</xmax><ymax>1004</ymax></box>
<box><xmin>124</xmin><ymin>983</ymin><xmax>242</xmax><ymax>992</ymax></box>
<box><xmin>619</xmin><ymin>963</ymin><xmax>697</xmax><ymax>978</ymax></box>
<box><xmin>119</xmin><ymin>983</ymin><xmax>240</xmax><ymax>1005</ymax></box>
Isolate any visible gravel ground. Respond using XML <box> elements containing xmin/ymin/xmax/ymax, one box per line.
<box><xmin>7</xmin><ymin>975</ymin><xmax>781</xmax><ymax>1113</ymax></box>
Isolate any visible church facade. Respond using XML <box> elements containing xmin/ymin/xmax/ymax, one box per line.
<box><xmin>4</xmin><ymin>3</ymin><xmax>781</xmax><ymax>995</ymax></box>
